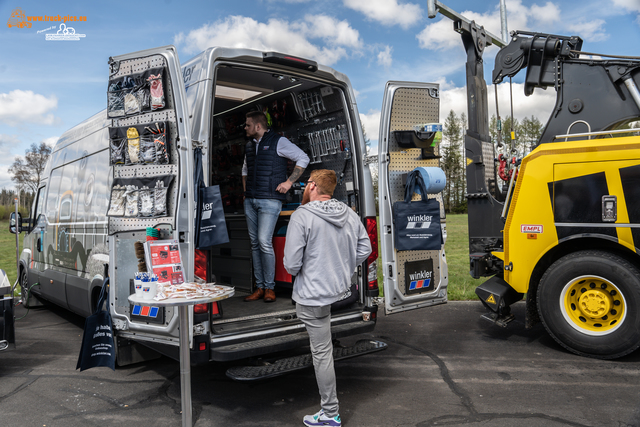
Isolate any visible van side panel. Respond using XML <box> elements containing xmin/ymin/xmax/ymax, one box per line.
<box><xmin>27</xmin><ymin>113</ymin><xmax>111</xmax><ymax>316</ymax></box>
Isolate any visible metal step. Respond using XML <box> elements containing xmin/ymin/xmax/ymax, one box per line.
<box><xmin>226</xmin><ymin>339</ymin><xmax>387</xmax><ymax>381</ymax></box>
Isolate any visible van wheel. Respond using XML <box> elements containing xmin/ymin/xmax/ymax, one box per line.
<box><xmin>537</xmin><ymin>250</ymin><xmax>640</xmax><ymax>359</ymax></box>
<box><xmin>20</xmin><ymin>268</ymin><xmax>35</xmax><ymax>308</ymax></box>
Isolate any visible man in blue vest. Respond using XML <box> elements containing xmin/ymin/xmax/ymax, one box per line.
<box><xmin>242</xmin><ymin>111</ymin><xmax>309</xmax><ymax>302</ymax></box>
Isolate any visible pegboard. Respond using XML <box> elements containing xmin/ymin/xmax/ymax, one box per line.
<box><xmin>110</xmin><ymin>55</ymin><xmax>167</xmax><ymax>78</ymax></box>
<box><xmin>108</xmin><ymin>53</ymin><xmax>180</xmax><ymax>234</ymax></box>
<box><xmin>395</xmin><ymin>250</ymin><xmax>442</xmax><ymax>294</ymax></box>
<box><xmin>386</xmin><ymin>86</ymin><xmax>445</xmax><ymax>298</ymax></box>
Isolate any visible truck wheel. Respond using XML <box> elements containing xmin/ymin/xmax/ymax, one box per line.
<box><xmin>537</xmin><ymin>250</ymin><xmax>640</xmax><ymax>359</ymax></box>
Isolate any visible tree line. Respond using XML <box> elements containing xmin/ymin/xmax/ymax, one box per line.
<box><xmin>0</xmin><ymin>142</ymin><xmax>51</xmax><ymax>220</ymax></box>
<box><xmin>439</xmin><ymin>111</ymin><xmax>640</xmax><ymax>214</ymax></box>
<box><xmin>440</xmin><ymin>111</ymin><xmax>544</xmax><ymax>214</ymax></box>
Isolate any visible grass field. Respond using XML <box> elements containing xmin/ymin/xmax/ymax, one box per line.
<box><xmin>0</xmin><ymin>215</ymin><xmax>484</xmax><ymax>300</ymax></box>
<box><xmin>0</xmin><ymin>219</ymin><xmax>23</xmax><ymax>290</ymax></box>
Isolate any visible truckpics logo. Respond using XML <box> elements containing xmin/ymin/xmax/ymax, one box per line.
<box><xmin>406</xmin><ymin>214</ymin><xmax>432</xmax><ymax>229</ymax></box>
<box><xmin>7</xmin><ymin>8</ymin><xmax>31</xmax><ymax>28</ymax></box>
<box><xmin>46</xmin><ymin>23</ymin><xmax>86</xmax><ymax>41</ymax></box>
<box><xmin>8</xmin><ymin>8</ymin><xmax>88</xmax><ymax>41</ymax></box>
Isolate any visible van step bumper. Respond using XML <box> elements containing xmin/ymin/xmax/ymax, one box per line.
<box><xmin>226</xmin><ymin>339</ymin><xmax>387</xmax><ymax>381</ymax></box>
<box><xmin>211</xmin><ymin>319</ymin><xmax>376</xmax><ymax>361</ymax></box>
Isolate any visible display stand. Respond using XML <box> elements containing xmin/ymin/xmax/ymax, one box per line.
<box><xmin>128</xmin><ymin>286</ymin><xmax>234</xmax><ymax>427</ymax></box>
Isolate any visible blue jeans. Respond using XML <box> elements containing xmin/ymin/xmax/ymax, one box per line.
<box><xmin>244</xmin><ymin>198</ymin><xmax>282</xmax><ymax>290</ymax></box>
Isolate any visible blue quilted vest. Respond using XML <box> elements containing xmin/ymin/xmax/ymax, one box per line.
<box><xmin>245</xmin><ymin>130</ymin><xmax>288</xmax><ymax>201</ymax></box>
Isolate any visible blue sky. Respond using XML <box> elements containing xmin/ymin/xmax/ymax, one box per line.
<box><xmin>1</xmin><ymin>0</ymin><xmax>639</xmax><ymax>191</ymax></box>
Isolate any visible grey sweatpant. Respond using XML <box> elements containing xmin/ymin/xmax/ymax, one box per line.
<box><xmin>296</xmin><ymin>303</ymin><xmax>339</xmax><ymax>417</ymax></box>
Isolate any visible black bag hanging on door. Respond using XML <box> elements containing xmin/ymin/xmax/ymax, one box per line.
<box><xmin>76</xmin><ymin>278</ymin><xmax>115</xmax><ymax>371</ymax></box>
<box><xmin>194</xmin><ymin>147</ymin><xmax>230</xmax><ymax>248</ymax></box>
<box><xmin>393</xmin><ymin>170</ymin><xmax>442</xmax><ymax>251</ymax></box>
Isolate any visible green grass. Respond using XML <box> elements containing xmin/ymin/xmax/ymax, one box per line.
<box><xmin>376</xmin><ymin>214</ymin><xmax>486</xmax><ymax>300</ymax></box>
<box><xmin>0</xmin><ymin>219</ymin><xmax>24</xmax><ymax>292</ymax></box>
<box><xmin>443</xmin><ymin>214</ymin><xmax>487</xmax><ymax>300</ymax></box>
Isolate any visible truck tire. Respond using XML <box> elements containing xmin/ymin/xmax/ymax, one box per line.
<box><xmin>537</xmin><ymin>250</ymin><xmax>640</xmax><ymax>359</ymax></box>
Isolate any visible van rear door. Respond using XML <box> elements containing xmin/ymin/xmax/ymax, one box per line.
<box><xmin>107</xmin><ymin>46</ymin><xmax>194</xmax><ymax>338</ymax></box>
<box><xmin>378</xmin><ymin>81</ymin><xmax>448</xmax><ymax>314</ymax></box>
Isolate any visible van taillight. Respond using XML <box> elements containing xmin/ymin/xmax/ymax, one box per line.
<box><xmin>365</xmin><ymin>217</ymin><xmax>379</xmax><ymax>292</ymax></box>
<box><xmin>194</xmin><ymin>303</ymin><xmax>209</xmax><ymax>314</ymax></box>
<box><xmin>195</xmin><ymin>249</ymin><xmax>208</xmax><ymax>282</ymax></box>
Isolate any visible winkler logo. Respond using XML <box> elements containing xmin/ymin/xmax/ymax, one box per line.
<box><xmin>7</xmin><ymin>8</ymin><xmax>31</xmax><ymax>28</ymax></box>
<box><xmin>201</xmin><ymin>202</ymin><xmax>213</xmax><ymax>220</ymax></box>
<box><xmin>406</xmin><ymin>214</ymin><xmax>433</xmax><ymax>229</ymax></box>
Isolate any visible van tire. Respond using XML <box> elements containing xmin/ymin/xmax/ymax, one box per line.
<box><xmin>20</xmin><ymin>268</ymin><xmax>42</xmax><ymax>308</ymax></box>
<box><xmin>537</xmin><ymin>250</ymin><xmax>640</xmax><ymax>359</ymax></box>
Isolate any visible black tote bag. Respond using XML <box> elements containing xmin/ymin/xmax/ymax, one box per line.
<box><xmin>194</xmin><ymin>147</ymin><xmax>229</xmax><ymax>248</ymax></box>
<box><xmin>76</xmin><ymin>278</ymin><xmax>115</xmax><ymax>371</ymax></box>
<box><xmin>392</xmin><ymin>170</ymin><xmax>442</xmax><ymax>251</ymax></box>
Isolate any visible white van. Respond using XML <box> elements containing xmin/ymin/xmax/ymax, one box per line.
<box><xmin>13</xmin><ymin>46</ymin><xmax>447</xmax><ymax>376</ymax></box>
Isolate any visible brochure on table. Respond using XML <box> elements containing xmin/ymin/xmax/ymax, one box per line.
<box><xmin>145</xmin><ymin>239</ymin><xmax>185</xmax><ymax>285</ymax></box>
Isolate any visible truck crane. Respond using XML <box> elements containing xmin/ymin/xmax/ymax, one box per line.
<box><xmin>428</xmin><ymin>0</ymin><xmax>640</xmax><ymax>359</ymax></box>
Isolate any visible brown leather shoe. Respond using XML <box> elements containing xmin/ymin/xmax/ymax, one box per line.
<box><xmin>244</xmin><ymin>288</ymin><xmax>264</xmax><ymax>301</ymax></box>
<box><xmin>264</xmin><ymin>289</ymin><xmax>276</xmax><ymax>303</ymax></box>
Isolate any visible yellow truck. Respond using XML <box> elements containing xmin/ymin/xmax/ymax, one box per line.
<box><xmin>427</xmin><ymin>1</ymin><xmax>640</xmax><ymax>359</ymax></box>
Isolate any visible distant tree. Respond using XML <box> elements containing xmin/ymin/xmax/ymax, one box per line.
<box><xmin>9</xmin><ymin>142</ymin><xmax>51</xmax><ymax>195</ymax></box>
<box><xmin>362</xmin><ymin>122</ymin><xmax>371</xmax><ymax>152</ymax></box>
<box><xmin>441</xmin><ymin>110</ymin><xmax>464</xmax><ymax>213</ymax></box>
<box><xmin>520</xmin><ymin>115</ymin><xmax>543</xmax><ymax>154</ymax></box>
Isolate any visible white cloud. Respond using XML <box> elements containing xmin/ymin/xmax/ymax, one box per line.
<box><xmin>416</xmin><ymin>0</ymin><xmax>612</xmax><ymax>51</ymax></box>
<box><xmin>360</xmin><ymin>109</ymin><xmax>381</xmax><ymax>149</ymax></box>
<box><xmin>567</xmin><ymin>19</ymin><xmax>609</xmax><ymax>42</ymax></box>
<box><xmin>303</xmin><ymin>15</ymin><xmax>362</xmax><ymax>48</ymax></box>
<box><xmin>377</xmin><ymin>46</ymin><xmax>393</xmax><ymax>67</ymax></box>
<box><xmin>417</xmin><ymin>2</ymin><xmax>523</xmax><ymax>51</ymax></box>
<box><xmin>343</xmin><ymin>0</ymin><xmax>423</xmax><ymax>29</ymax></box>
<box><xmin>174</xmin><ymin>15</ymin><xmax>361</xmax><ymax>65</ymax></box>
<box><xmin>439</xmin><ymin>82</ymin><xmax>557</xmax><ymax>128</ymax></box>
<box><xmin>611</xmin><ymin>0</ymin><xmax>640</xmax><ymax>12</ymax></box>
<box><xmin>530</xmin><ymin>2</ymin><xmax>561</xmax><ymax>25</ymax></box>
<box><xmin>0</xmin><ymin>90</ymin><xmax>57</xmax><ymax>126</ymax></box>
<box><xmin>0</xmin><ymin>135</ymin><xmax>20</xmax><ymax>190</ymax></box>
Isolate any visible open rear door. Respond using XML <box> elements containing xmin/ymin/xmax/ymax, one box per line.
<box><xmin>106</xmin><ymin>46</ymin><xmax>194</xmax><ymax>338</ymax></box>
<box><xmin>378</xmin><ymin>81</ymin><xmax>448</xmax><ymax>315</ymax></box>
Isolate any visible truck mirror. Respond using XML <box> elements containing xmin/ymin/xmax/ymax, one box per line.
<box><xmin>9</xmin><ymin>212</ymin><xmax>21</xmax><ymax>234</ymax></box>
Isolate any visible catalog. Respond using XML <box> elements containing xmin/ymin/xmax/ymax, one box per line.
<box><xmin>145</xmin><ymin>239</ymin><xmax>185</xmax><ymax>284</ymax></box>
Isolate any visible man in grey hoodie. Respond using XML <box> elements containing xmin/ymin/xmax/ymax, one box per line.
<box><xmin>283</xmin><ymin>169</ymin><xmax>371</xmax><ymax>427</ymax></box>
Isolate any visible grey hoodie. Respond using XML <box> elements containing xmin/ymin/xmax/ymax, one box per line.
<box><xmin>283</xmin><ymin>199</ymin><xmax>372</xmax><ymax>306</ymax></box>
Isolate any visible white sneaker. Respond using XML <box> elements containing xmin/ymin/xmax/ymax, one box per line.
<box><xmin>303</xmin><ymin>409</ymin><xmax>341</xmax><ymax>426</ymax></box>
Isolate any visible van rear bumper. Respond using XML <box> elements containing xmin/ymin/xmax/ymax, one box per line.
<box><xmin>210</xmin><ymin>319</ymin><xmax>376</xmax><ymax>362</ymax></box>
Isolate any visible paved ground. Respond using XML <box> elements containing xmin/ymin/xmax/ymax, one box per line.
<box><xmin>1</xmin><ymin>300</ymin><xmax>639</xmax><ymax>427</ymax></box>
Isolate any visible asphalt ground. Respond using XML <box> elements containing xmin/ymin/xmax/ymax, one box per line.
<box><xmin>1</xmin><ymin>300</ymin><xmax>639</xmax><ymax>427</ymax></box>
